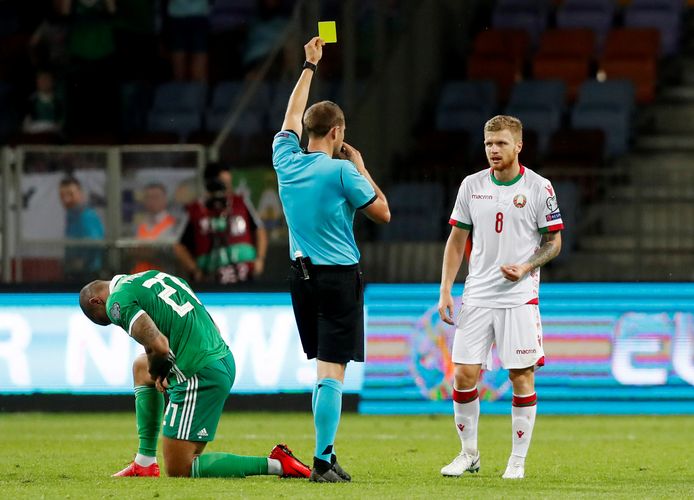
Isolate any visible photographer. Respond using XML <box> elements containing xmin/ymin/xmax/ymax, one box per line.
<box><xmin>174</xmin><ymin>169</ymin><xmax>266</xmax><ymax>284</ymax></box>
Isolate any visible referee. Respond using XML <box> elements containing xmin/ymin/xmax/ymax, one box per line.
<box><xmin>272</xmin><ymin>37</ymin><xmax>390</xmax><ymax>483</ymax></box>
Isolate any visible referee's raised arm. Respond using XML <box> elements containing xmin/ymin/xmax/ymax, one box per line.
<box><xmin>281</xmin><ymin>37</ymin><xmax>325</xmax><ymax>138</ymax></box>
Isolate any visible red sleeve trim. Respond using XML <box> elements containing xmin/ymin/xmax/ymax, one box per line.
<box><xmin>538</xmin><ymin>223</ymin><xmax>564</xmax><ymax>234</ymax></box>
<box><xmin>449</xmin><ymin>218</ymin><xmax>472</xmax><ymax>230</ymax></box>
<box><xmin>526</xmin><ymin>298</ymin><xmax>539</xmax><ymax>305</ymax></box>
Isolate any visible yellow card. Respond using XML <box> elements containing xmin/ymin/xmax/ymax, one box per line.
<box><xmin>318</xmin><ymin>21</ymin><xmax>337</xmax><ymax>43</ymax></box>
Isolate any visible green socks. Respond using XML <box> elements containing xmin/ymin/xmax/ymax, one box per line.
<box><xmin>191</xmin><ymin>453</ymin><xmax>269</xmax><ymax>478</ymax></box>
<box><xmin>134</xmin><ymin>385</ymin><xmax>164</xmax><ymax>457</ymax></box>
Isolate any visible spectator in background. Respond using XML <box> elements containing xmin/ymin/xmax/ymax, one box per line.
<box><xmin>59</xmin><ymin>0</ymin><xmax>118</xmax><ymax>135</ymax></box>
<box><xmin>174</xmin><ymin>168</ymin><xmax>266</xmax><ymax>284</ymax></box>
<box><xmin>243</xmin><ymin>0</ymin><xmax>291</xmax><ymax>78</ymax></box>
<box><xmin>22</xmin><ymin>69</ymin><xmax>65</xmax><ymax>136</ymax></box>
<box><xmin>166</xmin><ymin>0</ymin><xmax>211</xmax><ymax>82</ymax></box>
<box><xmin>59</xmin><ymin>177</ymin><xmax>105</xmax><ymax>280</ymax></box>
<box><xmin>216</xmin><ymin>164</ymin><xmax>268</xmax><ymax>275</ymax></box>
<box><xmin>28</xmin><ymin>9</ymin><xmax>69</xmax><ymax>74</ymax></box>
<box><xmin>131</xmin><ymin>183</ymin><xmax>180</xmax><ymax>274</ymax></box>
<box><xmin>112</xmin><ymin>0</ymin><xmax>160</xmax><ymax>81</ymax></box>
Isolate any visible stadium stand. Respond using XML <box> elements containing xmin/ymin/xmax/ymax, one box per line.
<box><xmin>570</xmin><ymin>80</ymin><xmax>635</xmax><ymax>157</ymax></box>
<box><xmin>491</xmin><ymin>0</ymin><xmax>551</xmax><ymax>46</ymax></box>
<box><xmin>624</xmin><ymin>0</ymin><xmax>683</xmax><ymax>56</ymax></box>
<box><xmin>467</xmin><ymin>29</ymin><xmax>529</xmax><ymax>101</ymax></box>
<box><xmin>556</xmin><ymin>0</ymin><xmax>615</xmax><ymax>52</ymax></box>
<box><xmin>435</xmin><ymin>80</ymin><xmax>497</xmax><ymax>149</ymax></box>
<box><xmin>146</xmin><ymin>82</ymin><xmax>207</xmax><ymax>142</ymax></box>
<box><xmin>379</xmin><ymin>182</ymin><xmax>445</xmax><ymax>242</ymax></box>
<box><xmin>504</xmin><ymin>80</ymin><xmax>566</xmax><ymax>155</ymax></box>
<box><xmin>598</xmin><ymin>28</ymin><xmax>660</xmax><ymax>103</ymax></box>
<box><xmin>532</xmin><ymin>29</ymin><xmax>595</xmax><ymax>102</ymax></box>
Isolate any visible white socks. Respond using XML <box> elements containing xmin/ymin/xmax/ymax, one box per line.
<box><xmin>267</xmin><ymin>458</ymin><xmax>283</xmax><ymax>475</ymax></box>
<box><xmin>134</xmin><ymin>453</ymin><xmax>157</xmax><ymax>467</ymax></box>
<box><xmin>510</xmin><ymin>392</ymin><xmax>538</xmax><ymax>461</ymax></box>
<box><xmin>453</xmin><ymin>386</ymin><xmax>480</xmax><ymax>454</ymax></box>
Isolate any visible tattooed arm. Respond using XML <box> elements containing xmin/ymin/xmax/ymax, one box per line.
<box><xmin>130</xmin><ymin>313</ymin><xmax>172</xmax><ymax>388</ymax></box>
<box><xmin>500</xmin><ymin>231</ymin><xmax>562</xmax><ymax>282</ymax></box>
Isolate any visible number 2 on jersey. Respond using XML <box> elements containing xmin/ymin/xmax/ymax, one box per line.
<box><xmin>495</xmin><ymin>212</ymin><xmax>504</xmax><ymax>233</ymax></box>
<box><xmin>142</xmin><ymin>272</ymin><xmax>202</xmax><ymax>317</ymax></box>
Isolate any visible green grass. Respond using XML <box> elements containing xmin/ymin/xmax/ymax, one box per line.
<box><xmin>0</xmin><ymin>412</ymin><xmax>692</xmax><ymax>499</ymax></box>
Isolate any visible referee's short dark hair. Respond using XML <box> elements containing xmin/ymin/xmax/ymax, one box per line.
<box><xmin>303</xmin><ymin>100</ymin><xmax>345</xmax><ymax>138</ymax></box>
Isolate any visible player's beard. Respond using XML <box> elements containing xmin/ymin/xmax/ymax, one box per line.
<box><xmin>488</xmin><ymin>154</ymin><xmax>515</xmax><ymax>172</ymax></box>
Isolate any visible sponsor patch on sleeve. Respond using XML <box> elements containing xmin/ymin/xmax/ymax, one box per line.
<box><xmin>276</xmin><ymin>132</ymin><xmax>290</xmax><ymax>138</ymax></box>
<box><xmin>545</xmin><ymin>212</ymin><xmax>562</xmax><ymax>222</ymax></box>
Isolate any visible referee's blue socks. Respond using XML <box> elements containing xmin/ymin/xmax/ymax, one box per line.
<box><xmin>313</xmin><ymin>378</ymin><xmax>343</xmax><ymax>468</ymax></box>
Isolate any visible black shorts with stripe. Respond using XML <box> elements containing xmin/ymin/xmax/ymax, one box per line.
<box><xmin>289</xmin><ymin>259</ymin><xmax>365</xmax><ymax>364</ymax></box>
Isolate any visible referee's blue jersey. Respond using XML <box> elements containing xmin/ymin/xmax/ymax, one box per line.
<box><xmin>272</xmin><ymin>130</ymin><xmax>377</xmax><ymax>265</ymax></box>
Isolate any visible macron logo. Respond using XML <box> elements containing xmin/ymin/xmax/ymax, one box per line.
<box><xmin>472</xmin><ymin>194</ymin><xmax>493</xmax><ymax>200</ymax></box>
<box><xmin>516</xmin><ymin>348</ymin><xmax>537</xmax><ymax>355</ymax></box>
<box><xmin>197</xmin><ymin>428</ymin><xmax>209</xmax><ymax>438</ymax></box>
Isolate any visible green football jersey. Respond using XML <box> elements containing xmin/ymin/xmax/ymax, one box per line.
<box><xmin>106</xmin><ymin>270</ymin><xmax>229</xmax><ymax>380</ymax></box>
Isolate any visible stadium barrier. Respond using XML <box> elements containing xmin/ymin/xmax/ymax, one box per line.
<box><xmin>0</xmin><ymin>145</ymin><xmax>205</xmax><ymax>283</ymax></box>
<box><xmin>0</xmin><ymin>283</ymin><xmax>692</xmax><ymax>415</ymax></box>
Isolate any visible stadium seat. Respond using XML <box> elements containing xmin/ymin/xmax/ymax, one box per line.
<box><xmin>576</xmin><ymin>80</ymin><xmax>635</xmax><ymax>114</ymax></box>
<box><xmin>570</xmin><ymin>107</ymin><xmax>630</xmax><ymax>158</ymax></box>
<box><xmin>573</xmin><ymin>80</ymin><xmax>635</xmax><ymax>157</ymax></box>
<box><xmin>491</xmin><ymin>0</ymin><xmax>550</xmax><ymax>46</ymax></box>
<box><xmin>545</xmin><ymin>128</ymin><xmax>606</xmax><ymax>166</ymax></box>
<box><xmin>209</xmin><ymin>0</ymin><xmax>255</xmax><ymax>33</ymax></box>
<box><xmin>601</xmin><ymin>28</ymin><xmax>660</xmax><ymax>60</ymax></box>
<box><xmin>205</xmin><ymin>81</ymin><xmax>245</xmax><ymax>133</ymax></box>
<box><xmin>556</xmin><ymin>0</ymin><xmax>615</xmax><ymax>53</ymax></box>
<box><xmin>205</xmin><ymin>81</ymin><xmax>268</xmax><ymax>134</ymax></box>
<box><xmin>624</xmin><ymin>2</ymin><xmax>681</xmax><ymax>56</ymax></box>
<box><xmin>120</xmin><ymin>82</ymin><xmax>153</xmax><ymax>136</ymax></box>
<box><xmin>379</xmin><ymin>182</ymin><xmax>445</xmax><ymax>241</ymax></box>
<box><xmin>205</xmin><ymin>108</ymin><xmax>262</xmax><ymax>135</ymax></box>
<box><xmin>599</xmin><ymin>29</ymin><xmax>659</xmax><ymax>104</ymax></box>
<box><xmin>147</xmin><ymin>82</ymin><xmax>207</xmax><ymax>141</ymax></box>
<box><xmin>467</xmin><ymin>29</ymin><xmax>529</xmax><ymax>101</ymax></box>
<box><xmin>435</xmin><ymin>80</ymin><xmax>497</xmax><ymax>147</ymax></box>
<box><xmin>504</xmin><ymin>80</ymin><xmax>566</xmax><ymax>155</ymax></box>
<box><xmin>532</xmin><ymin>29</ymin><xmax>595</xmax><ymax>101</ymax></box>
<box><xmin>598</xmin><ymin>59</ymin><xmax>657</xmax><ymax>104</ymax></box>
<box><xmin>210</xmin><ymin>81</ymin><xmax>245</xmax><ymax>110</ymax></box>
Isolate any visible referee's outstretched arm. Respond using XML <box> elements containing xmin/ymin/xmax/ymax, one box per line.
<box><xmin>280</xmin><ymin>37</ymin><xmax>390</xmax><ymax>225</ymax></box>
<box><xmin>282</xmin><ymin>37</ymin><xmax>324</xmax><ymax>138</ymax></box>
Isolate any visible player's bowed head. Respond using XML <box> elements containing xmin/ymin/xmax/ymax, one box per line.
<box><xmin>79</xmin><ymin>280</ymin><xmax>112</xmax><ymax>326</ymax></box>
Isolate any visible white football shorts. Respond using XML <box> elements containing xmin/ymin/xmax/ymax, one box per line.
<box><xmin>452</xmin><ymin>304</ymin><xmax>544</xmax><ymax>369</ymax></box>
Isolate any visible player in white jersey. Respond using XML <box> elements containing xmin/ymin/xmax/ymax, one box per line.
<box><xmin>438</xmin><ymin>115</ymin><xmax>563</xmax><ymax>480</ymax></box>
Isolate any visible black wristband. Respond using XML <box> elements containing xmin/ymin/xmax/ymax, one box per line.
<box><xmin>302</xmin><ymin>60</ymin><xmax>317</xmax><ymax>72</ymax></box>
<box><xmin>149</xmin><ymin>355</ymin><xmax>173</xmax><ymax>380</ymax></box>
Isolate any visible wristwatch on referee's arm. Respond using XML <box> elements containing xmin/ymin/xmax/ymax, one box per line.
<box><xmin>302</xmin><ymin>60</ymin><xmax>317</xmax><ymax>72</ymax></box>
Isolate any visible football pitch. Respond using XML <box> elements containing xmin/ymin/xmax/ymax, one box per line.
<box><xmin>1</xmin><ymin>412</ymin><xmax>691</xmax><ymax>499</ymax></box>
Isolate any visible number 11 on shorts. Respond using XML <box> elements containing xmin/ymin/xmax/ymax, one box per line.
<box><xmin>163</xmin><ymin>402</ymin><xmax>179</xmax><ymax>427</ymax></box>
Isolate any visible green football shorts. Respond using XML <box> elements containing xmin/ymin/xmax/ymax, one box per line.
<box><xmin>162</xmin><ymin>353</ymin><xmax>236</xmax><ymax>442</ymax></box>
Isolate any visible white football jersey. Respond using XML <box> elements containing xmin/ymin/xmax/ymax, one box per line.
<box><xmin>449</xmin><ymin>166</ymin><xmax>563</xmax><ymax>308</ymax></box>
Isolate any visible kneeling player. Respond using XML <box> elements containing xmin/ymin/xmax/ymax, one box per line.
<box><xmin>79</xmin><ymin>270</ymin><xmax>310</xmax><ymax>479</ymax></box>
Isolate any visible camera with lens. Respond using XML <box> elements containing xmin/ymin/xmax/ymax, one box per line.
<box><xmin>205</xmin><ymin>178</ymin><xmax>228</xmax><ymax>212</ymax></box>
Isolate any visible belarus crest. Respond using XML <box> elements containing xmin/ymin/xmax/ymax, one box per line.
<box><xmin>513</xmin><ymin>194</ymin><xmax>526</xmax><ymax>208</ymax></box>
